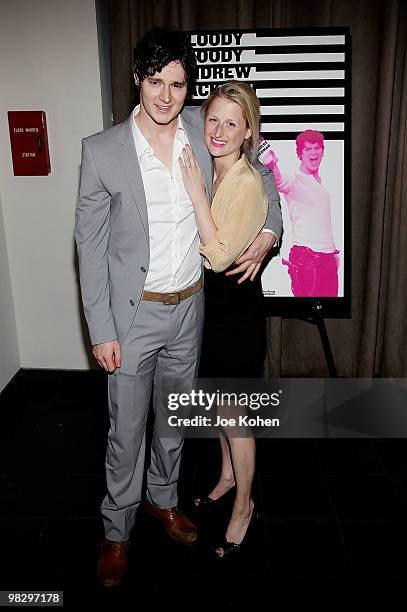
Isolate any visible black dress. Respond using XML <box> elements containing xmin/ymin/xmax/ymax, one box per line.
<box><xmin>199</xmin><ymin>265</ymin><xmax>266</xmax><ymax>379</ymax></box>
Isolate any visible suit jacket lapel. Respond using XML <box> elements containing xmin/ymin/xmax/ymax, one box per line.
<box><xmin>116</xmin><ymin>116</ymin><xmax>149</xmax><ymax>240</ymax></box>
<box><xmin>115</xmin><ymin>111</ymin><xmax>212</xmax><ymax>241</ymax></box>
<box><xmin>181</xmin><ymin>110</ymin><xmax>213</xmax><ymax>201</ymax></box>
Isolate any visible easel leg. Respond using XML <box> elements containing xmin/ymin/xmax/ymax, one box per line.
<box><xmin>312</xmin><ymin>303</ymin><xmax>337</xmax><ymax>377</ymax></box>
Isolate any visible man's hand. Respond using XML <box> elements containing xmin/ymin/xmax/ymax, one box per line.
<box><xmin>260</xmin><ymin>147</ymin><xmax>278</xmax><ymax>169</ymax></box>
<box><xmin>92</xmin><ymin>340</ymin><xmax>121</xmax><ymax>373</ymax></box>
<box><xmin>226</xmin><ymin>232</ymin><xmax>277</xmax><ymax>283</ymax></box>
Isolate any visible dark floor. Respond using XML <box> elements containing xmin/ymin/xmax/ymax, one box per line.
<box><xmin>0</xmin><ymin>369</ymin><xmax>406</xmax><ymax>608</ymax></box>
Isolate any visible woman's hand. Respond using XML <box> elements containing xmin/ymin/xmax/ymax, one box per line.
<box><xmin>178</xmin><ymin>144</ymin><xmax>207</xmax><ymax>205</ymax></box>
<box><xmin>178</xmin><ymin>144</ymin><xmax>217</xmax><ymax>247</ymax></box>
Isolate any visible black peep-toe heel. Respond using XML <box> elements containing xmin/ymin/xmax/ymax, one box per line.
<box><xmin>215</xmin><ymin>506</ymin><xmax>258</xmax><ymax>559</ymax></box>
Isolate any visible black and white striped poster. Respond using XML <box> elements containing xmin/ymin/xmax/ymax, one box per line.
<box><xmin>188</xmin><ymin>28</ymin><xmax>350</xmax><ymax>314</ymax></box>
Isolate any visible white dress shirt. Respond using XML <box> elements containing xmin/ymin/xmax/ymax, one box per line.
<box><xmin>131</xmin><ymin>105</ymin><xmax>202</xmax><ymax>292</ymax></box>
<box><xmin>276</xmin><ymin>170</ymin><xmax>336</xmax><ymax>253</ymax></box>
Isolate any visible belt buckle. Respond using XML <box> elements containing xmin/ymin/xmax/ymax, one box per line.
<box><xmin>163</xmin><ymin>292</ymin><xmax>180</xmax><ymax>305</ymax></box>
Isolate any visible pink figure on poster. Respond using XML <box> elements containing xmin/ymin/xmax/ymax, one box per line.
<box><xmin>259</xmin><ymin>131</ymin><xmax>340</xmax><ymax>297</ymax></box>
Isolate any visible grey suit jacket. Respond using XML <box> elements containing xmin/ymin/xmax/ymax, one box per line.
<box><xmin>75</xmin><ymin>106</ymin><xmax>282</xmax><ymax>346</ymax></box>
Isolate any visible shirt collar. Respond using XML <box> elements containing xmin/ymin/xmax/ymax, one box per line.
<box><xmin>132</xmin><ymin>105</ymin><xmax>187</xmax><ymax>161</ymax></box>
<box><xmin>132</xmin><ymin>106</ymin><xmax>151</xmax><ymax>159</ymax></box>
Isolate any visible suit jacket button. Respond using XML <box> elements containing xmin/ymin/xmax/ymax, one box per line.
<box><xmin>140</xmin><ymin>266</ymin><xmax>146</xmax><ymax>273</ymax></box>
<box><xmin>130</xmin><ymin>299</ymin><xmax>135</xmax><ymax>306</ymax></box>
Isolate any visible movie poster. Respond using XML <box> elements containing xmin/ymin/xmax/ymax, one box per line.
<box><xmin>188</xmin><ymin>29</ymin><xmax>350</xmax><ymax>301</ymax></box>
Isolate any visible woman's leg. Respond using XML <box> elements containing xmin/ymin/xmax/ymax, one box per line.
<box><xmin>209</xmin><ymin>435</ymin><xmax>236</xmax><ymax>498</ymax></box>
<box><xmin>216</xmin><ymin>436</ymin><xmax>256</xmax><ymax>555</ymax></box>
<box><xmin>195</xmin><ymin>435</ymin><xmax>235</xmax><ymax>504</ymax></box>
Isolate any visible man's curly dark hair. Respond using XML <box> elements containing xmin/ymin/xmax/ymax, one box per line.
<box><xmin>133</xmin><ymin>27</ymin><xmax>197</xmax><ymax>97</ymax></box>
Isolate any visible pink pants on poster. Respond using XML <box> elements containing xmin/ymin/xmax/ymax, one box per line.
<box><xmin>282</xmin><ymin>245</ymin><xmax>340</xmax><ymax>297</ymax></box>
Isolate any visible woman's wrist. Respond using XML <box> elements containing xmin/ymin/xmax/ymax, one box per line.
<box><xmin>192</xmin><ymin>194</ymin><xmax>209</xmax><ymax>208</ymax></box>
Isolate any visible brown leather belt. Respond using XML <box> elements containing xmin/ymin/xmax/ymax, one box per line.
<box><xmin>143</xmin><ymin>277</ymin><xmax>203</xmax><ymax>305</ymax></box>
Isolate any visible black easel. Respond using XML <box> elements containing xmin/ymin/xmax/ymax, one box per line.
<box><xmin>297</xmin><ymin>301</ymin><xmax>338</xmax><ymax>377</ymax></box>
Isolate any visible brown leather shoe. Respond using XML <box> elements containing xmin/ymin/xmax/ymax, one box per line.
<box><xmin>144</xmin><ymin>502</ymin><xmax>198</xmax><ymax>545</ymax></box>
<box><xmin>97</xmin><ymin>539</ymin><xmax>130</xmax><ymax>587</ymax></box>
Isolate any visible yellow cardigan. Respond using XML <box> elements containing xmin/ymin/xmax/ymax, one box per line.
<box><xmin>200</xmin><ymin>156</ymin><xmax>268</xmax><ymax>273</ymax></box>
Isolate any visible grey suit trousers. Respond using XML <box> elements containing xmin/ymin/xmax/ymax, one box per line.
<box><xmin>101</xmin><ymin>289</ymin><xmax>204</xmax><ymax>541</ymax></box>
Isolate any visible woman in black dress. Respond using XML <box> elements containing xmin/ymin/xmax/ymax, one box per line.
<box><xmin>179</xmin><ymin>81</ymin><xmax>267</xmax><ymax>558</ymax></box>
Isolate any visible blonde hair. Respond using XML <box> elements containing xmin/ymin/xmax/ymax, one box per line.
<box><xmin>202</xmin><ymin>80</ymin><xmax>260</xmax><ymax>164</ymax></box>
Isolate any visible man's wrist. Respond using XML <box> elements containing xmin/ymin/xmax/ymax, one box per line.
<box><xmin>92</xmin><ymin>338</ymin><xmax>118</xmax><ymax>347</ymax></box>
<box><xmin>261</xmin><ymin>229</ymin><xmax>278</xmax><ymax>247</ymax></box>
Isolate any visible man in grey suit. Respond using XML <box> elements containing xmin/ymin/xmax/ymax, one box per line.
<box><xmin>75</xmin><ymin>27</ymin><xmax>282</xmax><ymax>587</ymax></box>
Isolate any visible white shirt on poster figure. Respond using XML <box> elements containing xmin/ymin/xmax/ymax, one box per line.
<box><xmin>259</xmin><ymin>131</ymin><xmax>340</xmax><ymax>297</ymax></box>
